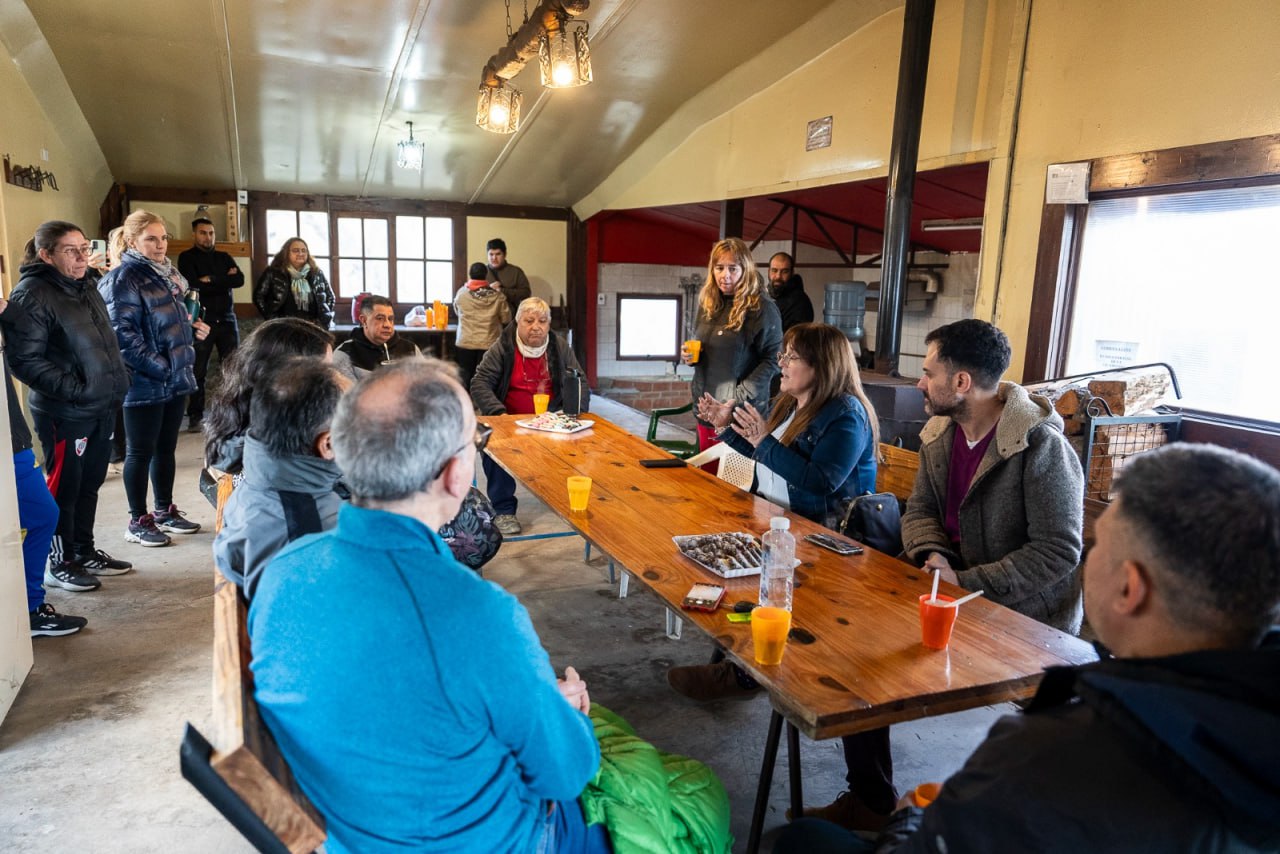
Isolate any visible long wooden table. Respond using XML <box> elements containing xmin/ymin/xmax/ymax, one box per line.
<box><xmin>484</xmin><ymin>414</ymin><xmax>1095</xmax><ymax>847</ymax></box>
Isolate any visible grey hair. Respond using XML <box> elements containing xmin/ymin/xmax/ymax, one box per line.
<box><xmin>516</xmin><ymin>297</ymin><xmax>550</xmax><ymax>322</ymax></box>
<box><xmin>331</xmin><ymin>358</ymin><xmax>466</xmax><ymax>504</ymax></box>
<box><xmin>1114</xmin><ymin>443</ymin><xmax>1280</xmax><ymax>647</ymax></box>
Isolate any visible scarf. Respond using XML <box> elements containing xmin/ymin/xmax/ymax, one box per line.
<box><xmin>288</xmin><ymin>264</ymin><xmax>313</xmax><ymax>311</ymax></box>
<box><xmin>124</xmin><ymin>248</ymin><xmax>187</xmax><ymax>298</ymax></box>
<box><xmin>516</xmin><ymin>332</ymin><xmax>549</xmax><ymax>360</ymax></box>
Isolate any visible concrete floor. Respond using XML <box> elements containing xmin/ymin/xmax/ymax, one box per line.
<box><xmin>0</xmin><ymin>397</ymin><xmax>1011</xmax><ymax>852</ymax></box>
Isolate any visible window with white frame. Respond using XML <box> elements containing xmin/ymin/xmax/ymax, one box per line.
<box><xmin>1065</xmin><ymin>182</ymin><xmax>1280</xmax><ymax>423</ymax></box>
<box><xmin>616</xmin><ymin>294</ymin><xmax>682</xmax><ymax>360</ymax></box>
<box><xmin>264</xmin><ymin>209</ymin><xmax>331</xmax><ymax>282</ymax></box>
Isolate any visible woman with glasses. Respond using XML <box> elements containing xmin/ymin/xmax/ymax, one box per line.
<box><xmin>696</xmin><ymin>321</ymin><xmax>879</xmax><ymax>524</ymax></box>
<box><xmin>682</xmin><ymin>238</ymin><xmax>783</xmax><ymax>454</ymax></box>
<box><xmin>253</xmin><ymin>237</ymin><xmax>336</xmax><ymax>329</ymax></box>
<box><xmin>99</xmin><ymin>210</ymin><xmax>211</xmax><ymax>548</ymax></box>
<box><xmin>7</xmin><ymin>221</ymin><xmax>133</xmax><ymax>592</ymax></box>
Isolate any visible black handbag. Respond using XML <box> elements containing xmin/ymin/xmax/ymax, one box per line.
<box><xmin>836</xmin><ymin>492</ymin><xmax>904</xmax><ymax>556</ymax></box>
<box><xmin>438</xmin><ymin>487</ymin><xmax>504</xmax><ymax>573</ymax></box>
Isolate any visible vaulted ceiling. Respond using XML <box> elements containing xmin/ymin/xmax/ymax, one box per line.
<box><xmin>22</xmin><ymin>0</ymin><xmax>892</xmax><ymax>207</ymax></box>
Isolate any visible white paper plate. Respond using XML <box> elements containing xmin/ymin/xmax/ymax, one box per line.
<box><xmin>514</xmin><ymin>417</ymin><xmax>595</xmax><ymax>434</ymax></box>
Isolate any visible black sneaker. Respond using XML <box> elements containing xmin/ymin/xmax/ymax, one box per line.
<box><xmin>153</xmin><ymin>504</ymin><xmax>201</xmax><ymax>535</ymax></box>
<box><xmin>125</xmin><ymin>514</ymin><xmax>171</xmax><ymax>547</ymax></box>
<box><xmin>187</xmin><ymin>416</ymin><xmax>203</xmax><ymax>434</ymax></box>
<box><xmin>44</xmin><ymin>561</ymin><xmax>102</xmax><ymax>592</ymax></box>
<box><xmin>75</xmin><ymin>548</ymin><xmax>134</xmax><ymax>576</ymax></box>
<box><xmin>30</xmin><ymin>603</ymin><xmax>88</xmax><ymax>637</ymax></box>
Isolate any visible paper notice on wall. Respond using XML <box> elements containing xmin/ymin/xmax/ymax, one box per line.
<box><xmin>1045</xmin><ymin>162</ymin><xmax>1091</xmax><ymax>203</ymax></box>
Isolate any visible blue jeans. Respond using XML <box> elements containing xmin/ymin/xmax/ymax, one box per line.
<box><xmin>536</xmin><ymin>799</ymin><xmax>611</xmax><ymax>854</ymax></box>
<box><xmin>14</xmin><ymin>449</ymin><xmax>59</xmax><ymax>610</ymax></box>
<box><xmin>482</xmin><ymin>452</ymin><xmax>518</xmax><ymax>516</ymax></box>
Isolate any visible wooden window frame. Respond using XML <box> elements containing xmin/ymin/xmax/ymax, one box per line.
<box><xmin>1023</xmin><ymin>132</ymin><xmax>1280</xmax><ymax>467</ymax></box>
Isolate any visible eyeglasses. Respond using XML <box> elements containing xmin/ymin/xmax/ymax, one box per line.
<box><xmin>54</xmin><ymin>244</ymin><xmax>92</xmax><ymax>259</ymax></box>
<box><xmin>777</xmin><ymin>351</ymin><xmax>805</xmax><ymax>365</ymax></box>
<box><xmin>432</xmin><ymin>423</ymin><xmax>493</xmax><ymax>480</ymax></box>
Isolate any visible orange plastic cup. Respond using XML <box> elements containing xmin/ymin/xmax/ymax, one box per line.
<box><xmin>422</xmin><ymin>305</ymin><xmax>435</xmax><ymax>327</ymax></box>
<box><xmin>533</xmin><ymin>393</ymin><xmax>550</xmax><ymax>415</ymax></box>
<box><xmin>567</xmin><ymin>476</ymin><xmax>592</xmax><ymax>513</ymax></box>
<box><xmin>918</xmin><ymin>594</ymin><xmax>958</xmax><ymax>650</ymax></box>
<box><xmin>751</xmin><ymin>606</ymin><xmax>792</xmax><ymax>665</ymax></box>
<box><xmin>683</xmin><ymin>339</ymin><xmax>701</xmax><ymax>364</ymax></box>
<box><xmin>910</xmin><ymin>782</ymin><xmax>942</xmax><ymax>807</ymax></box>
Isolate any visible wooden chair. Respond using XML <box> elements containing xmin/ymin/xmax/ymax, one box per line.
<box><xmin>644</xmin><ymin>402</ymin><xmax>699</xmax><ymax>458</ymax></box>
<box><xmin>181</xmin><ymin>567</ymin><xmax>326</xmax><ymax>853</ymax></box>
<box><xmin>876</xmin><ymin>443</ymin><xmax>920</xmax><ymax>501</ymax></box>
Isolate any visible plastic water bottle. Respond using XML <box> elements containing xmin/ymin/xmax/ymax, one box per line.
<box><xmin>759</xmin><ymin>517</ymin><xmax>796</xmax><ymax>611</ymax></box>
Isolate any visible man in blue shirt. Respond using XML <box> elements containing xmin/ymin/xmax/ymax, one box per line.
<box><xmin>249</xmin><ymin>359</ymin><xmax>602</xmax><ymax>852</ymax></box>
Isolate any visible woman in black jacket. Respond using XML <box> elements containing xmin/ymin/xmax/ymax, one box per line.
<box><xmin>253</xmin><ymin>237</ymin><xmax>336</xmax><ymax>328</ymax></box>
<box><xmin>7</xmin><ymin>220</ymin><xmax>132</xmax><ymax>590</ymax></box>
<box><xmin>99</xmin><ymin>210</ymin><xmax>210</xmax><ymax>547</ymax></box>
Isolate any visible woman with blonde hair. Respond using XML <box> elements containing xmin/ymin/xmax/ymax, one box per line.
<box><xmin>682</xmin><ymin>237</ymin><xmax>782</xmax><ymax>452</ymax></box>
<box><xmin>99</xmin><ymin>209</ymin><xmax>210</xmax><ymax>547</ymax></box>
<box><xmin>696</xmin><ymin>322</ymin><xmax>878</xmax><ymax>522</ymax></box>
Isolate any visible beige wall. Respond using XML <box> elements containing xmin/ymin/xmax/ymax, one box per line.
<box><xmin>127</xmin><ymin>201</ymin><xmax>253</xmax><ymax>304</ymax></box>
<box><xmin>577</xmin><ymin>0</ymin><xmax>1012</xmax><ymax>216</ymax></box>
<box><xmin>466</xmin><ymin>216</ymin><xmax>568</xmax><ymax>307</ymax></box>
<box><xmin>0</xmin><ymin>15</ymin><xmax>112</xmax><ymax>722</ymax></box>
<box><xmin>984</xmin><ymin>0</ymin><xmax>1280</xmax><ymax>377</ymax></box>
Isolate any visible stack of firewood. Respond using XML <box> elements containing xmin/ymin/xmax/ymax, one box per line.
<box><xmin>1033</xmin><ymin>368</ymin><xmax>1173</xmax><ymax>500</ymax></box>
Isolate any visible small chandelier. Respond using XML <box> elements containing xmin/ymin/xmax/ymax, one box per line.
<box><xmin>538</xmin><ymin>19</ymin><xmax>592</xmax><ymax>89</ymax></box>
<box><xmin>396</xmin><ymin>121</ymin><xmax>424</xmax><ymax>171</ymax></box>
<box><xmin>476</xmin><ymin>78</ymin><xmax>523</xmax><ymax>134</ymax></box>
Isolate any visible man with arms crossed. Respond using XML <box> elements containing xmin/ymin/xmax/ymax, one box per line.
<box><xmin>249</xmin><ymin>359</ymin><xmax>603</xmax><ymax>853</ymax></box>
<box><xmin>178</xmin><ymin>216</ymin><xmax>244</xmax><ymax>432</ymax></box>
<box><xmin>803</xmin><ymin>318</ymin><xmax>1084</xmax><ymax>829</ymax></box>
<box><xmin>780</xmin><ymin>442</ymin><xmax>1280</xmax><ymax>852</ymax></box>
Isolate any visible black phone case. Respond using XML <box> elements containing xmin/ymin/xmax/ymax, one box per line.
<box><xmin>639</xmin><ymin>458</ymin><xmax>686</xmax><ymax>468</ymax></box>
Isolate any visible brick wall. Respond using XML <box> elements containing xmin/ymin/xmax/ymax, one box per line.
<box><xmin>596</xmin><ymin>377</ymin><xmax>697</xmax><ymax>429</ymax></box>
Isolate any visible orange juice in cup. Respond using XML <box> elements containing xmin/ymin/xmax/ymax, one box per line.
<box><xmin>683</xmin><ymin>339</ymin><xmax>702</xmax><ymax>364</ymax></box>
<box><xmin>751</xmin><ymin>606</ymin><xmax>791</xmax><ymax>665</ymax></box>
<box><xmin>533</xmin><ymin>394</ymin><xmax>550</xmax><ymax>415</ymax></box>
<box><xmin>567</xmin><ymin>476</ymin><xmax>592</xmax><ymax>513</ymax></box>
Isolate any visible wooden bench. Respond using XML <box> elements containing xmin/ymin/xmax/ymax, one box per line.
<box><xmin>180</xmin><ymin>476</ymin><xmax>326</xmax><ymax>853</ymax></box>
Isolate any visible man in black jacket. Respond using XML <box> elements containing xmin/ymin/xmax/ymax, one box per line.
<box><xmin>332</xmin><ymin>295</ymin><xmax>420</xmax><ymax>380</ymax></box>
<box><xmin>777</xmin><ymin>443</ymin><xmax>1280</xmax><ymax>854</ymax></box>
<box><xmin>767</xmin><ymin>252</ymin><xmax>814</xmax><ymax>332</ymax></box>
<box><xmin>470</xmin><ymin>296</ymin><xmax>587</xmax><ymax>535</ymax></box>
<box><xmin>178</xmin><ymin>217</ymin><xmax>244</xmax><ymax>432</ymax></box>
<box><xmin>8</xmin><ymin>221</ymin><xmax>133</xmax><ymax>592</ymax></box>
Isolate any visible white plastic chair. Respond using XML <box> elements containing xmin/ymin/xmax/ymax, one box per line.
<box><xmin>687</xmin><ymin>442</ymin><xmax>757</xmax><ymax>491</ymax></box>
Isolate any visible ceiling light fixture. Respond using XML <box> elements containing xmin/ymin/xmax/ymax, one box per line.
<box><xmin>475</xmin><ymin>0</ymin><xmax>591</xmax><ymax>134</ymax></box>
<box><xmin>921</xmin><ymin>217</ymin><xmax>984</xmax><ymax>232</ymax></box>
<box><xmin>397</xmin><ymin>122</ymin><xmax>424</xmax><ymax>171</ymax></box>
<box><xmin>538</xmin><ymin>16</ymin><xmax>592</xmax><ymax>89</ymax></box>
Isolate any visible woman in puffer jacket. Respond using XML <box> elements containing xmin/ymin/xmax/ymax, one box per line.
<box><xmin>253</xmin><ymin>237</ymin><xmax>335</xmax><ymax>329</ymax></box>
<box><xmin>99</xmin><ymin>210</ymin><xmax>210</xmax><ymax>548</ymax></box>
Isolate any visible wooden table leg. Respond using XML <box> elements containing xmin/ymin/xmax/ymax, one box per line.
<box><xmin>786</xmin><ymin>722</ymin><xmax>803</xmax><ymax>821</ymax></box>
<box><xmin>747</xmin><ymin>709</ymin><xmax>785</xmax><ymax>854</ymax></box>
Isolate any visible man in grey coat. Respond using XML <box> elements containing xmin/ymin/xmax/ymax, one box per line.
<box><xmin>800</xmin><ymin>318</ymin><xmax>1084</xmax><ymax>833</ymax></box>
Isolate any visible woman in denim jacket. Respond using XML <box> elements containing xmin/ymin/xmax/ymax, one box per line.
<box><xmin>699</xmin><ymin>322</ymin><xmax>879</xmax><ymax>524</ymax></box>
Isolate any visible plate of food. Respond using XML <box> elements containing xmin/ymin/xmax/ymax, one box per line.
<box><xmin>673</xmin><ymin>532</ymin><xmax>764</xmax><ymax>579</ymax></box>
<box><xmin>515</xmin><ymin>411</ymin><xmax>595</xmax><ymax>434</ymax></box>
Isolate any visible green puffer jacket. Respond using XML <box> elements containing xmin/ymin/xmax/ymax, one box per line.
<box><xmin>581</xmin><ymin>705</ymin><xmax>732</xmax><ymax>854</ymax></box>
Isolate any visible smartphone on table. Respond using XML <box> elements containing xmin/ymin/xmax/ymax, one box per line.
<box><xmin>804</xmin><ymin>533</ymin><xmax>863</xmax><ymax>555</ymax></box>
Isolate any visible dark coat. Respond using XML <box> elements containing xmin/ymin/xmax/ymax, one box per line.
<box><xmin>769</xmin><ymin>274</ymin><xmax>814</xmax><ymax>332</ymax></box>
<box><xmin>0</xmin><ymin>299</ymin><xmax>33</xmax><ymax>453</ymax></box>
<box><xmin>470</xmin><ymin>325</ymin><xmax>588</xmax><ymax>416</ymax></box>
<box><xmin>721</xmin><ymin>392</ymin><xmax>877</xmax><ymax>525</ymax></box>
<box><xmin>690</xmin><ymin>294</ymin><xmax>783</xmax><ymax>420</ymax></box>
<box><xmin>98</xmin><ymin>256</ymin><xmax>197</xmax><ymax>407</ymax></box>
<box><xmin>876</xmin><ymin>631</ymin><xmax>1280</xmax><ymax>853</ymax></box>
<box><xmin>177</xmin><ymin>246</ymin><xmax>245</xmax><ymax>321</ymax></box>
<box><xmin>7</xmin><ymin>262</ymin><xmax>129</xmax><ymax>421</ymax></box>
<box><xmin>334</xmin><ymin>326</ymin><xmax>420</xmax><ymax>373</ymax></box>
<box><xmin>253</xmin><ymin>266</ymin><xmax>336</xmax><ymax>328</ymax></box>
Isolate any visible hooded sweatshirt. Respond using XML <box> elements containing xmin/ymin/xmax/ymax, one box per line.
<box><xmin>454</xmin><ymin>281</ymin><xmax>512</xmax><ymax>351</ymax></box>
<box><xmin>332</xmin><ymin>325</ymin><xmax>420</xmax><ymax>378</ymax></box>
